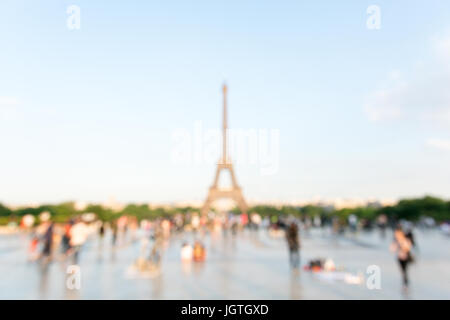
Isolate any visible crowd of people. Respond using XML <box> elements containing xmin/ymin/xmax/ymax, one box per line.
<box><xmin>27</xmin><ymin>213</ymin><xmax>90</xmax><ymax>264</ymax></box>
<box><xmin>266</xmin><ymin>212</ymin><xmax>418</xmax><ymax>292</ymax></box>
<box><xmin>20</xmin><ymin>210</ymin><xmax>419</xmax><ymax>293</ymax></box>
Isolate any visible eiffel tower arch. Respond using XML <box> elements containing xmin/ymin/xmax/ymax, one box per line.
<box><xmin>201</xmin><ymin>84</ymin><xmax>248</xmax><ymax>216</ymax></box>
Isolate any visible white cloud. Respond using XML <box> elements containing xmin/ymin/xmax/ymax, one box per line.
<box><xmin>0</xmin><ymin>96</ymin><xmax>20</xmax><ymax>120</ymax></box>
<box><xmin>427</xmin><ymin>138</ymin><xmax>450</xmax><ymax>151</ymax></box>
<box><xmin>364</xmin><ymin>31</ymin><xmax>450</xmax><ymax>125</ymax></box>
<box><xmin>426</xmin><ymin>108</ymin><xmax>450</xmax><ymax>128</ymax></box>
<box><xmin>0</xmin><ymin>97</ymin><xmax>19</xmax><ymax>106</ymax></box>
<box><xmin>434</xmin><ymin>31</ymin><xmax>450</xmax><ymax>68</ymax></box>
<box><xmin>363</xmin><ymin>80</ymin><xmax>407</xmax><ymax>122</ymax></box>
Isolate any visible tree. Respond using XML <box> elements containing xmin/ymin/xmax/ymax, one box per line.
<box><xmin>0</xmin><ymin>203</ymin><xmax>12</xmax><ymax>217</ymax></box>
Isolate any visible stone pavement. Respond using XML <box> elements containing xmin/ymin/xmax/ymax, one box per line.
<box><xmin>0</xmin><ymin>228</ymin><xmax>449</xmax><ymax>299</ymax></box>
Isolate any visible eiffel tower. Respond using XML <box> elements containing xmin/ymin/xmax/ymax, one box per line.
<box><xmin>201</xmin><ymin>84</ymin><xmax>248</xmax><ymax>216</ymax></box>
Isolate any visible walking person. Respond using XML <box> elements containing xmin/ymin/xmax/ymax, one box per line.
<box><xmin>111</xmin><ymin>220</ymin><xmax>118</xmax><ymax>247</ymax></box>
<box><xmin>70</xmin><ymin>218</ymin><xmax>89</xmax><ymax>264</ymax></box>
<box><xmin>390</xmin><ymin>225</ymin><xmax>413</xmax><ymax>290</ymax></box>
<box><xmin>285</xmin><ymin>221</ymin><xmax>300</xmax><ymax>270</ymax></box>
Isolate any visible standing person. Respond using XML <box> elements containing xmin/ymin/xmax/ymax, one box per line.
<box><xmin>231</xmin><ymin>219</ymin><xmax>238</xmax><ymax>236</ymax></box>
<box><xmin>70</xmin><ymin>218</ymin><xmax>89</xmax><ymax>264</ymax></box>
<box><xmin>41</xmin><ymin>222</ymin><xmax>54</xmax><ymax>263</ymax></box>
<box><xmin>111</xmin><ymin>220</ymin><xmax>118</xmax><ymax>247</ymax></box>
<box><xmin>98</xmin><ymin>221</ymin><xmax>105</xmax><ymax>244</ymax></box>
<box><xmin>377</xmin><ymin>214</ymin><xmax>388</xmax><ymax>239</ymax></box>
<box><xmin>390</xmin><ymin>226</ymin><xmax>413</xmax><ymax>290</ymax></box>
<box><xmin>285</xmin><ymin>222</ymin><xmax>300</xmax><ymax>270</ymax></box>
<box><xmin>147</xmin><ymin>223</ymin><xmax>164</xmax><ymax>272</ymax></box>
<box><xmin>99</xmin><ymin>221</ymin><xmax>105</xmax><ymax>237</ymax></box>
<box><xmin>123</xmin><ymin>219</ymin><xmax>129</xmax><ymax>243</ymax></box>
<box><xmin>193</xmin><ymin>241</ymin><xmax>206</xmax><ymax>262</ymax></box>
<box><xmin>348</xmin><ymin>214</ymin><xmax>358</xmax><ymax>235</ymax></box>
<box><xmin>61</xmin><ymin>220</ymin><xmax>73</xmax><ymax>257</ymax></box>
<box><xmin>129</xmin><ymin>217</ymin><xmax>138</xmax><ymax>242</ymax></box>
<box><xmin>181</xmin><ymin>242</ymin><xmax>193</xmax><ymax>262</ymax></box>
<box><xmin>28</xmin><ymin>232</ymin><xmax>40</xmax><ymax>261</ymax></box>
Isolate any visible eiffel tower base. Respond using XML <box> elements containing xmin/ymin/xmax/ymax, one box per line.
<box><xmin>201</xmin><ymin>163</ymin><xmax>248</xmax><ymax>216</ymax></box>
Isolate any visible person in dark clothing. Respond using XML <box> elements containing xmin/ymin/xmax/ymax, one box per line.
<box><xmin>99</xmin><ymin>222</ymin><xmax>105</xmax><ymax>238</ymax></box>
<box><xmin>377</xmin><ymin>214</ymin><xmax>388</xmax><ymax>239</ymax></box>
<box><xmin>61</xmin><ymin>220</ymin><xmax>73</xmax><ymax>256</ymax></box>
<box><xmin>99</xmin><ymin>221</ymin><xmax>105</xmax><ymax>247</ymax></box>
<box><xmin>42</xmin><ymin>222</ymin><xmax>54</xmax><ymax>261</ymax></box>
<box><xmin>111</xmin><ymin>220</ymin><xmax>118</xmax><ymax>246</ymax></box>
<box><xmin>285</xmin><ymin>222</ymin><xmax>300</xmax><ymax>269</ymax></box>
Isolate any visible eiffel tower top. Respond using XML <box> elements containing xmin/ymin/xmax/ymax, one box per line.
<box><xmin>222</xmin><ymin>83</ymin><xmax>229</xmax><ymax>165</ymax></box>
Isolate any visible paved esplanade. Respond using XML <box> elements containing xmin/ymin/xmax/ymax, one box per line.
<box><xmin>0</xmin><ymin>229</ymin><xmax>449</xmax><ymax>299</ymax></box>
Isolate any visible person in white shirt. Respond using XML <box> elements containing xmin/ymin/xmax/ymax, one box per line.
<box><xmin>70</xmin><ymin>218</ymin><xmax>89</xmax><ymax>264</ymax></box>
<box><xmin>181</xmin><ymin>242</ymin><xmax>193</xmax><ymax>262</ymax></box>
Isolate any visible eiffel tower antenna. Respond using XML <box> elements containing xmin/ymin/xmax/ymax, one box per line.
<box><xmin>201</xmin><ymin>83</ymin><xmax>248</xmax><ymax>216</ymax></box>
<box><xmin>222</xmin><ymin>83</ymin><xmax>228</xmax><ymax>164</ymax></box>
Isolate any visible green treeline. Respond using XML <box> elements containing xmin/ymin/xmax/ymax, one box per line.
<box><xmin>0</xmin><ymin>202</ymin><xmax>200</xmax><ymax>225</ymax></box>
<box><xmin>0</xmin><ymin>196</ymin><xmax>449</xmax><ymax>225</ymax></box>
<box><xmin>247</xmin><ymin>196</ymin><xmax>450</xmax><ymax>222</ymax></box>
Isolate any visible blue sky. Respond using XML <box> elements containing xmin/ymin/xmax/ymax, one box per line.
<box><xmin>1</xmin><ymin>1</ymin><xmax>450</xmax><ymax>205</ymax></box>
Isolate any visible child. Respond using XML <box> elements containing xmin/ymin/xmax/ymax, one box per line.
<box><xmin>193</xmin><ymin>241</ymin><xmax>206</xmax><ymax>262</ymax></box>
<box><xmin>181</xmin><ymin>242</ymin><xmax>193</xmax><ymax>262</ymax></box>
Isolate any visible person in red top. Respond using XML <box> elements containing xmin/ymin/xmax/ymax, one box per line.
<box><xmin>240</xmin><ymin>213</ymin><xmax>248</xmax><ymax>226</ymax></box>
